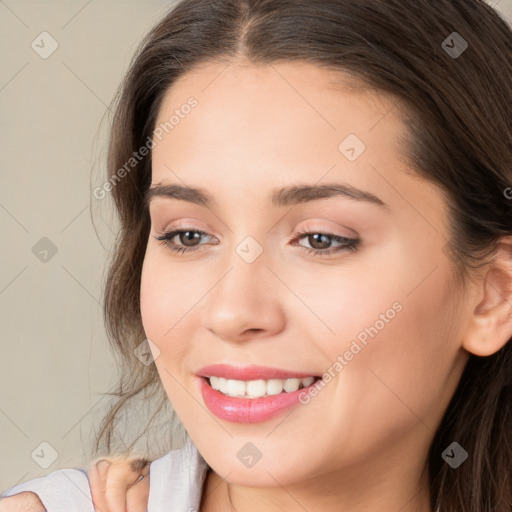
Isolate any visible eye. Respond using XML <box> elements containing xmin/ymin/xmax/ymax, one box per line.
<box><xmin>154</xmin><ymin>228</ymin><xmax>360</xmax><ymax>257</ymax></box>
<box><xmin>154</xmin><ymin>228</ymin><xmax>214</xmax><ymax>254</ymax></box>
<box><xmin>290</xmin><ymin>230</ymin><xmax>360</xmax><ymax>257</ymax></box>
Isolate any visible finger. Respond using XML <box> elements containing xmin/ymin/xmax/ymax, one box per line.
<box><xmin>87</xmin><ymin>460</ymin><xmax>111</xmax><ymax>512</ymax></box>
<box><xmin>125</xmin><ymin>465</ymin><xmax>150</xmax><ymax>512</ymax></box>
<box><xmin>104</xmin><ymin>459</ymin><xmax>148</xmax><ymax>512</ymax></box>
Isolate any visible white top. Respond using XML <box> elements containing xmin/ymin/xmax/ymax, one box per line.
<box><xmin>0</xmin><ymin>439</ymin><xmax>210</xmax><ymax>512</ymax></box>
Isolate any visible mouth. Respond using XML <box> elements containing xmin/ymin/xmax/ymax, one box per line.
<box><xmin>196</xmin><ymin>364</ymin><xmax>323</xmax><ymax>423</ymax></box>
<box><xmin>198</xmin><ymin>374</ymin><xmax>322</xmax><ymax>423</ymax></box>
<box><xmin>206</xmin><ymin>375</ymin><xmax>322</xmax><ymax>399</ymax></box>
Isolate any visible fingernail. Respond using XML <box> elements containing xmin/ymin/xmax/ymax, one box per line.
<box><xmin>96</xmin><ymin>459</ymin><xmax>111</xmax><ymax>472</ymax></box>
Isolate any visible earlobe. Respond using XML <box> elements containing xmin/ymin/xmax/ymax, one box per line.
<box><xmin>461</xmin><ymin>240</ymin><xmax>512</xmax><ymax>357</ymax></box>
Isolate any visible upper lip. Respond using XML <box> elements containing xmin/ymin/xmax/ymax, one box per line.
<box><xmin>196</xmin><ymin>364</ymin><xmax>319</xmax><ymax>381</ymax></box>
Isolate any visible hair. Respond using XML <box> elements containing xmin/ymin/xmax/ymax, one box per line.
<box><xmin>91</xmin><ymin>1</ymin><xmax>512</xmax><ymax>510</ymax></box>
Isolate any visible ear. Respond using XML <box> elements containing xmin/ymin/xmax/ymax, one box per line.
<box><xmin>462</xmin><ymin>237</ymin><xmax>512</xmax><ymax>357</ymax></box>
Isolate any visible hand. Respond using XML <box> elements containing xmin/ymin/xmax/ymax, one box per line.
<box><xmin>87</xmin><ymin>456</ymin><xmax>150</xmax><ymax>512</ymax></box>
<box><xmin>0</xmin><ymin>491</ymin><xmax>46</xmax><ymax>511</ymax></box>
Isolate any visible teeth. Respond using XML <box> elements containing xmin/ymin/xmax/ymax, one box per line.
<box><xmin>208</xmin><ymin>376</ymin><xmax>317</xmax><ymax>398</ymax></box>
<box><xmin>283</xmin><ymin>378</ymin><xmax>300</xmax><ymax>392</ymax></box>
<box><xmin>246</xmin><ymin>379</ymin><xmax>266</xmax><ymax>396</ymax></box>
<box><xmin>227</xmin><ymin>379</ymin><xmax>246</xmax><ymax>396</ymax></box>
<box><xmin>302</xmin><ymin>376</ymin><xmax>315</xmax><ymax>387</ymax></box>
<box><xmin>210</xmin><ymin>376</ymin><xmax>221</xmax><ymax>390</ymax></box>
<box><xmin>267</xmin><ymin>379</ymin><xmax>283</xmax><ymax>395</ymax></box>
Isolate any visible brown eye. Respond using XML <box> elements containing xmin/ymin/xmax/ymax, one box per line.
<box><xmin>154</xmin><ymin>228</ymin><xmax>212</xmax><ymax>254</ymax></box>
<box><xmin>291</xmin><ymin>230</ymin><xmax>360</xmax><ymax>257</ymax></box>
<box><xmin>177</xmin><ymin>230</ymin><xmax>203</xmax><ymax>246</ymax></box>
<box><xmin>307</xmin><ymin>233</ymin><xmax>332</xmax><ymax>250</ymax></box>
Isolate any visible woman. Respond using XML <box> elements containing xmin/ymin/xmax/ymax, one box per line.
<box><xmin>2</xmin><ymin>0</ymin><xmax>511</xmax><ymax>510</ymax></box>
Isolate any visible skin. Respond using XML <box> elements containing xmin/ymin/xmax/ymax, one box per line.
<box><xmin>139</xmin><ymin>59</ymin><xmax>512</xmax><ymax>512</ymax></box>
<box><xmin>5</xmin><ymin>59</ymin><xmax>510</xmax><ymax>512</ymax></box>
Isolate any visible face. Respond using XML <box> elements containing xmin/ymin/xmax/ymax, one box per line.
<box><xmin>140</xmin><ymin>60</ymin><xmax>470</xmax><ymax>489</ymax></box>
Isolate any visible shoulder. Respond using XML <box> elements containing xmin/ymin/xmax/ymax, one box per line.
<box><xmin>1</xmin><ymin>468</ymin><xmax>93</xmax><ymax>512</ymax></box>
<box><xmin>0</xmin><ymin>491</ymin><xmax>46</xmax><ymax>511</ymax></box>
<box><xmin>0</xmin><ymin>440</ymin><xmax>209</xmax><ymax>512</ymax></box>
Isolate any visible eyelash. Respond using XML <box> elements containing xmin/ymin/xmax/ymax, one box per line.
<box><xmin>154</xmin><ymin>228</ymin><xmax>360</xmax><ymax>257</ymax></box>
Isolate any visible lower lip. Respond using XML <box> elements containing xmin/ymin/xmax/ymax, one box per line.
<box><xmin>199</xmin><ymin>377</ymin><xmax>317</xmax><ymax>423</ymax></box>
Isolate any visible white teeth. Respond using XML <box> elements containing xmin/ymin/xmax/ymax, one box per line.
<box><xmin>227</xmin><ymin>379</ymin><xmax>246</xmax><ymax>396</ymax></box>
<box><xmin>210</xmin><ymin>376</ymin><xmax>221</xmax><ymax>390</ymax></box>
<box><xmin>246</xmin><ymin>379</ymin><xmax>266</xmax><ymax>397</ymax></box>
<box><xmin>283</xmin><ymin>378</ymin><xmax>300</xmax><ymax>392</ymax></box>
<box><xmin>267</xmin><ymin>379</ymin><xmax>283</xmax><ymax>395</ymax></box>
<box><xmin>302</xmin><ymin>376</ymin><xmax>315</xmax><ymax>387</ymax></box>
<box><xmin>208</xmin><ymin>376</ymin><xmax>317</xmax><ymax>398</ymax></box>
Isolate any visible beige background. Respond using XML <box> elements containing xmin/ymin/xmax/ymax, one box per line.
<box><xmin>1</xmin><ymin>0</ymin><xmax>511</xmax><ymax>493</ymax></box>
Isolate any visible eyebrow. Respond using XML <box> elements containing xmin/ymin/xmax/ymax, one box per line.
<box><xmin>144</xmin><ymin>182</ymin><xmax>388</xmax><ymax>209</ymax></box>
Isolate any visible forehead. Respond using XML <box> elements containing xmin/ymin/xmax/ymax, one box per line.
<box><xmin>150</xmin><ymin>60</ymin><xmax>443</xmax><ymax>221</ymax></box>
<box><xmin>153</xmin><ymin>60</ymin><xmax>401</xmax><ymax>154</ymax></box>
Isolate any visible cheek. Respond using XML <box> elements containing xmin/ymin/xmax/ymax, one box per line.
<box><xmin>140</xmin><ymin>250</ymin><xmax>190</xmax><ymax>362</ymax></box>
<box><xmin>139</xmin><ymin>248</ymin><xmax>214</xmax><ymax>380</ymax></box>
<box><xmin>140</xmin><ymin>252</ymin><xmax>195</xmax><ymax>413</ymax></box>
<box><xmin>139</xmin><ymin>250</ymin><xmax>219</xmax><ymax>436</ymax></box>
<box><xmin>298</xmin><ymin>238</ymin><xmax>461</xmax><ymax>436</ymax></box>
<box><xmin>140</xmin><ymin>252</ymin><xmax>167</xmax><ymax>341</ymax></box>
<box><xmin>328</xmin><ymin>254</ymin><xmax>461</xmax><ymax>437</ymax></box>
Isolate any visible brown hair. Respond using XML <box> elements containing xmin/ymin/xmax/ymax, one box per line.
<box><xmin>92</xmin><ymin>1</ymin><xmax>512</xmax><ymax>510</ymax></box>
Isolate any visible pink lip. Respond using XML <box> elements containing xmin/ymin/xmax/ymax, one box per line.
<box><xmin>199</xmin><ymin>377</ymin><xmax>318</xmax><ymax>423</ymax></box>
<box><xmin>196</xmin><ymin>364</ymin><xmax>318</xmax><ymax>380</ymax></box>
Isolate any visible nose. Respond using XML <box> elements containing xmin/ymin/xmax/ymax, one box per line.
<box><xmin>202</xmin><ymin>252</ymin><xmax>286</xmax><ymax>343</ymax></box>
